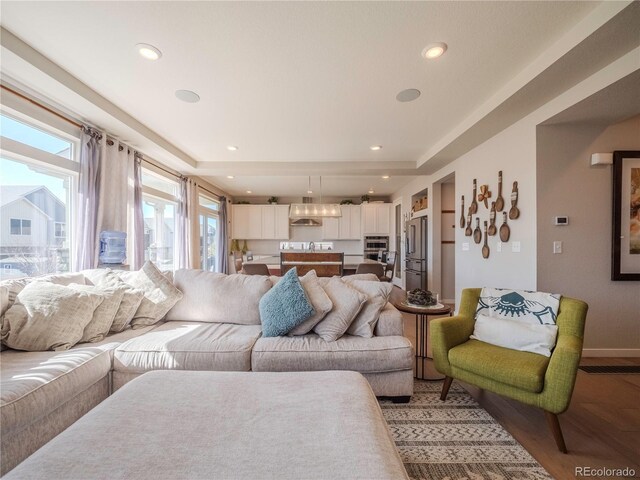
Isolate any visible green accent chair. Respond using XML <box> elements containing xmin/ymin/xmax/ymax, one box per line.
<box><xmin>431</xmin><ymin>288</ymin><xmax>588</xmax><ymax>453</ymax></box>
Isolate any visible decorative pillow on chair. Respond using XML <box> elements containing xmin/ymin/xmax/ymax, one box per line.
<box><xmin>472</xmin><ymin>287</ymin><xmax>561</xmax><ymax>357</ymax></box>
<box><xmin>314</xmin><ymin>277</ymin><xmax>368</xmax><ymax>342</ymax></box>
<box><xmin>259</xmin><ymin>268</ymin><xmax>315</xmax><ymax>337</ymax></box>
<box><xmin>342</xmin><ymin>279</ymin><xmax>393</xmax><ymax>338</ymax></box>
<box><xmin>1</xmin><ymin>282</ymin><xmax>103</xmax><ymax>351</ymax></box>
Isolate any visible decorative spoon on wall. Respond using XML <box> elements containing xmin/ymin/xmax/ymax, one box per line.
<box><xmin>509</xmin><ymin>181</ymin><xmax>520</xmax><ymax>219</ymax></box>
<box><xmin>460</xmin><ymin>195</ymin><xmax>466</xmax><ymax>228</ymax></box>
<box><xmin>470</xmin><ymin>179</ymin><xmax>478</xmax><ymax>214</ymax></box>
<box><xmin>488</xmin><ymin>202</ymin><xmax>497</xmax><ymax>236</ymax></box>
<box><xmin>495</xmin><ymin>171</ymin><xmax>504</xmax><ymax>211</ymax></box>
<box><xmin>465</xmin><ymin>208</ymin><xmax>472</xmax><ymax>236</ymax></box>
<box><xmin>473</xmin><ymin>218</ymin><xmax>482</xmax><ymax>244</ymax></box>
<box><xmin>499</xmin><ymin>212</ymin><xmax>510</xmax><ymax>242</ymax></box>
<box><xmin>482</xmin><ymin>221</ymin><xmax>490</xmax><ymax>259</ymax></box>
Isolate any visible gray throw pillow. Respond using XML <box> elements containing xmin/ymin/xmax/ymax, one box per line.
<box><xmin>68</xmin><ymin>283</ymin><xmax>126</xmax><ymax>343</ymax></box>
<box><xmin>342</xmin><ymin>279</ymin><xmax>393</xmax><ymax>338</ymax></box>
<box><xmin>1</xmin><ymin>282</ymin><xmax>103</xmax><ymax>351</ymax></box>
<box><xmin>313</xmin><ymin>277</ymin><xmax>367</xmax><ymax>342</ymax></box>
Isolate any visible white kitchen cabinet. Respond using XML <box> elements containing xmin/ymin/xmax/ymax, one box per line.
<box><xmin>321</xmin><ymin>205</ymin><xmax>361</xmax><ymax>240</ymax></box>
<box><xmin>322</xmin><ymin>217</ymin><xmax>340</xmax><ymax>240</ymax></box>
<box><xmin>232</xmin><ymin>205</ymin><xmax>290</xmax><ymax>239</ymax></box>
<box><xmin>361</xmin><ymin>203</ymin><xmax>391</xmax><ymax>235</ymax></box>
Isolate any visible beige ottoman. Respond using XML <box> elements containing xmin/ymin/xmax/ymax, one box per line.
<box><xmin>5</xmin><ymin>370</ymin><xmax>408</xmax><ymax>480</ymax></box>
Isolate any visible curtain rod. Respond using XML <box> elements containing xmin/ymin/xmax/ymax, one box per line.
<box><xmin>1</xmin><ymin>84</ymin><xmax>82</xmax><ymax>129</ymax></box>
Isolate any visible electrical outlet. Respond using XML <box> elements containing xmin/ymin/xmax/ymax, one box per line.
<box><xmin>496</xmin><ymin>242</ymin><xmax>502</xmax><ymax>253</ymax></box>
<box><xmin>512</xmin><ymin>241</ymin><xmax>521</xmax><ymax>253</ymax></box>
<box><xmin>462</xmin><ymin>242</ymin><xmax>469</xmax><ymax>251</ymax></box>
<box><xmin>553</xmin><ymin>241</ymin><xmax>563</xmax><ymax>254</ymax></box>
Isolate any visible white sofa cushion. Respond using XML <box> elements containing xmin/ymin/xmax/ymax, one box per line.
<box><xmin>1</xmin><ymin>283</ymin><xmax>103</xmax><ymax>351</ymax></box>
<box><xmin>68</xmin><ymin>284</ymin><xmax>125</xmax><ymax>343</ymax></box>
<box><xmin>313</xmin><ymin>277</ymin><xmax>367</xmax><ymax>342</ymax></box>
<box><xmin>113</xmin><ymin>321</ymin><xmax>263</xmax><ymax>373</ymax></box>
<box><xmin>341</xmin><ymin>279</ymin><xmax>392</xmax><ymax>338</ymax></box>
<box><xmin>252</xmin><ymin>334</ymin><xmax>413</xmax><ymax>373</ymax></box>
<box><xmin>166</xmin><ymin>270</ymin><xmax>272</xmax><ymax>325</ymax></box>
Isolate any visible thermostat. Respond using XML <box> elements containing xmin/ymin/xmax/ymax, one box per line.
<box><xmin>554</xmin><ymin>216</ymin><xmax>569</xmax><ymax>226</ymax></box>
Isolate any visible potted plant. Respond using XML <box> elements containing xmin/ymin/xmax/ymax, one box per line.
<box><xmin>340</xmin><ymin>199</ymin><xmax>354</xmax><ymax>205</ymax></box>
<box><xmin>268</xmin><ymin>196</ymin><xmax>279</xmax><ymax>205</ymax></box>
<box><xmin>361</xmin><ymin>194</ymin><xmax>370</xmax><ymax>204</ymax></box>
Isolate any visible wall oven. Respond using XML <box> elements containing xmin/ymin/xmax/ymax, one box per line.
<box><xmin>364</xmin><ymin>236</ymin><xmax>389</xmax><ymax>260</ymax></box>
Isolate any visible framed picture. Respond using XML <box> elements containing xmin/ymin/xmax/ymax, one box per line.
<box><xmin>612</xmin><ymin>150</ymin><xmax>640</xmax><ymax>280</ymax></box>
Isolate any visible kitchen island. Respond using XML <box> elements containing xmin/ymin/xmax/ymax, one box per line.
<box><xmin>242</xmin><ymin>252</ymin><xmax>381</xmax><ymax>276</ymax></box>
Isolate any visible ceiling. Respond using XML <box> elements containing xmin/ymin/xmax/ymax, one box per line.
<box><xmin>0</xmin><ymin>1</ymin><xmax>622</xmax><ymax>196</ymax></box>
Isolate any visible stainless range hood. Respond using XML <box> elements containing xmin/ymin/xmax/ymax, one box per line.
<box><xmin>290</xmin><ymin>217</ymin><xmax>322</xmax><ymax>227</ymax></box>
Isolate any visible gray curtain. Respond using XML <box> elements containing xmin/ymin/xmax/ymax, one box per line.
<box><xmin>217</xmin><ymin>196</ymin><xmax>228</xmax><ymax>274</ymax></box>
<box><xmin>75</xmin><ymin>127</ymin><xmax>102</xmax><ymax>270</ymax></box>
<box><xmin>131</xmin><ymin>155</ymin><xmax>145</xmax><ymax>269</ymax></box>
<box><xmin>176</xmin><ymin>177</ymin><xmax>189</xmax><ymax>269</ymax></box>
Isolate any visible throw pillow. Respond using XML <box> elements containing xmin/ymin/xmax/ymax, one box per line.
<box><xmin>471</xmin><ymin>313</ymin><xmax>558</xmax><ymax>357</ymax></box>
<box><xmin>289</xmin><ymin>270</ymin><xmax>333</xmax><ymax>335</ymax></box>
<box><xmin>0</xmin><ymin>286</ymin><xmax>9</xmax><ymax>316</ymax></box>
<box><xmin>68</xmin><ymin>283</ymin><xmax>126</xmax><ymax>343</ymax></box>
<box><xmin>259</xmin><ymin>268</ymin><xmax>315</xmax><ymax>337</ymax></box>
<box><xmin>475</xmin><ymin>287</ymin><xmax>561</xmax><ymax>325</ymax></box>
<box><xmin>342</xmin><ymin>279</ymin><xmax>393</xmax><ymax>338</ymax></box>
<box><xmin>83</xmin><ymin>269</ymin><xmax>145</xmax><ymax>332</ymax></box>
<box><xmin>1</xmin><ymin>282</ymin><xmax>103</xmax><ymax>351</ymax></box>
<box><xmin>314</xmin><ymin>277</ymin><xmax>368</xmax><ymax>342</ymax></box>
<box><xmin>119</xmin><ymin>262</ymin><xmax>183</xmax><ymax>329</ymax></box>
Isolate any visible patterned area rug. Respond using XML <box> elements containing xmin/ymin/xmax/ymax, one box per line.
<box><xmin>379</xmin><ymin>380</ymin><xmax>552</xmax><ymax>480</ymax></box>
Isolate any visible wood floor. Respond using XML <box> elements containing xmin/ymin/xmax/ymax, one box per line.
<box><xmin>391</xmin><ymin>288</ymin><xmax>640</xmax><ymax>480</ymax></box>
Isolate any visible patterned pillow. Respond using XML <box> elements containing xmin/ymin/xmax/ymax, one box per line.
<box><xmin>475</xmin><ymin>287</ymin><xmax>561</xmax><ymax>325</ymax></box>
<box><xmin>259</xmin><ymin>268</ymin><xmax>315</xmax><ymax>337</ymax></box>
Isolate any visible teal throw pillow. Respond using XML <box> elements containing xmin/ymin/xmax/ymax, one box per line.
<box><xmin>259</xmin><ymin>268</ymin><xmax>315</xmax><ymax>337</ymax></box>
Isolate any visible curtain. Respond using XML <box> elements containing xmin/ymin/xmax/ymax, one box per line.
<box><xmin>187</xmin><ymin>180</ymin><xmax>199</xmax><ymax>269</ymax></box>
<box><xmin>176</xmin><ymin>177</ymin><xmax>189</xmax><ymax>269</ymax></box>
<box><xmin>75</xmin><ymin>127</ymin><xmax>102</xmax><ymax>270</ymax></box>
<box><xmin>130</xmin><ymin>155</ymin><xmax>145</xmax><ymax>270</ymax></box>
<box><xmin>216</xmin><ymin>196</ymin><xmax>228</xmax><ymax>274</ymax></box>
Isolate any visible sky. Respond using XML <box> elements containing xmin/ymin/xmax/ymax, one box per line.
<box><xmin>1</xmin><ymin>114</ymin><xmax>72</xmax><ymax>202</ymax></box>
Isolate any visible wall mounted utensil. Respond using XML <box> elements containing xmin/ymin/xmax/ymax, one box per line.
<box><xmin>495</xmin><ymin>170</ymin><xmax>504</xmax><ymax>211</ymax></box>
<box><xmin>482</xmin><ymin>221</ymin><xmax>490</xmax><ymax>259</ymax></box>
<box><xmin>509</xmin><ymin>181</ymin><xmax>520</xmax><ymax>219</ymax></box>
<box><xmin>499</xmin><ymin>212</ymin><xmax>510</xmax><ymax>242</ymax></box>
<box><xmin>473</xmin><ymin>218</ymin><xmax>482</xmax><ymax>244</ymax></box>
<box><xmin>478</xmin><ymin>184</ymin><xmax>492</xmax><ymax>208</ymax></box>
<box><xmin>470</xmin><ymin>179</ymin><xmax>478</xmax><ymax>214</ymax></box>
<box><xmin>488</xmin><ymin>202</ymin><xmax>497</xmax><ymax>236</ymax></box>
<box><xmin>460</xmin><ymin>196</ymin><xmax>466</xmax><ymax>228</ymax></box>
<box><xmin>465</xmin><ymin>208</ymin><xmax>472</xmax><ymax>236</ymax></box>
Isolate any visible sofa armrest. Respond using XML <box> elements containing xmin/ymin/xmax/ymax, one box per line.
<box><xmin>374</xmin><ymin>303</ymin><xmax>404</xmax><ymax>337</ymax></box>
<box><xmin>541</xmin><ymin>334</ymin><xmax>583</xmax><ymax>414</ymax></box>
<box><xmin>430</xmin><ymin>315</ymin><xmax>475</xmax><ymax>375</ymax></box>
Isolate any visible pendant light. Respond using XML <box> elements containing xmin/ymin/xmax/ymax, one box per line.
<box><xmin>289</xmin><ymin>176</ymin><xmax>342</xmax><ymax>218</ymax></box>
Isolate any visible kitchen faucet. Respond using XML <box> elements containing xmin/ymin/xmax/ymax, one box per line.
<box><xmin>308</xmin><ymin>241</ymin><xmax>315</xmax><ymax>252</ymax></box>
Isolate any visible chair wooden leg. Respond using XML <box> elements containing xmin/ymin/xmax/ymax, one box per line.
<box><xmin>544</xmin><ymin>411</ymin><xmax>568</xmax><ymax>454</ymax></box>
<box><xmin>440</xmin><ymin>376</ymin><xmax>453</xmax><ymax>401</ymax></box>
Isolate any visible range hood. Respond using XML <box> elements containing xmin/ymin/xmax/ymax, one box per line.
<box><xmin>289</xmin><ymin>197</ymin><xmax>341</xmax><ymax>226</ymax></box>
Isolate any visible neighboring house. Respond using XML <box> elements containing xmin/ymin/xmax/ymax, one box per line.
<box><xmin>0</xmin><ymin>185</ymin><xmax>67</xmax><ymax>277</ymax></box>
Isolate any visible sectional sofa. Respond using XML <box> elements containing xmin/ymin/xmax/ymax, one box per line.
<box><xmin>0</xmin><ymin>268</ymin><xmax>413</xmax><ymax>475</ymax></box>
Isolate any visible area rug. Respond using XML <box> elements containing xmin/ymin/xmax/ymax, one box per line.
<box><xmin>379</xmin><ymin>380</ymin><xmax>552</xmax><ymax>480</ymax></box>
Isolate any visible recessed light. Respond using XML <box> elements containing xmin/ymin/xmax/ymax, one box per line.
<box><xmin>227</xmin><ymin>145</ymin><xmax>239</xmax><ymax>151</ymax></box>
<box><xmin>370</xmin><ymin>145</ymin><xmax>382</xmax><ymax>151</ymax></box>
<box><xmin>396</xmin><ymin>89</ymin><xmax>421</xmax><ymax>102</ymax></box>
<box><xmin>136</xmin><ymin>43</ymin><xmax>162</xmax><ymax>60</ymax></box>
<box><xmin>246</xmin><ymin>190</ymin><xmax>252</xmax><ymax>194</ymax></box>
<box><xmin>368</xmin><ymin>189</ymin><xmax>374</xmax><ymax>194</ymax></box>
<box><xmin>382</xmin><ymin>175</ymin><xmax>390</xmax><ymax>179</ymax></box>
<box><xmin>227</xmin><ymin>175</ymin><xmax>234</xmax><ymax>179</ymax></box>
<box><xmin>422</xmin><ymin>42</ymin><xmax>447</xmax><ymax>59</ymax></box>
<box><xmin>175</xmin><ymin>90</ymin><xmax>200</xmax><ymax>103</ymax></box>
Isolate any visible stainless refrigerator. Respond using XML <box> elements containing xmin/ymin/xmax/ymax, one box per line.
<box><xmin>405</xmin><ymin>216</ymin><xmax>427</xmax><ymax>291</ymax></box>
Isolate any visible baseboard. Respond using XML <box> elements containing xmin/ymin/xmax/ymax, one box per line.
<box><xmin>582</xmin><ymin>348</ymin><xmax>640</xmax><ymax>358</ymax></box>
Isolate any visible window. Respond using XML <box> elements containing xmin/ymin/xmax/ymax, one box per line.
<box><xmin>199</xmin><ymin>192</ymin><xmax>220</xmax><ymax>272</ymax></box>
<box><xmin>142</xmin><ymin>196</ymin><xmax>177</xmax><ymax>272</ymax></box>
<box><xmin>0</xmin><ymin>109</ymin><xmax>78</xmax><ymax>280</ymax></box>
<box><xmin>141</xmin><ymin>168</ymin><xmax>177</xmax><ymax>197</ymax></box>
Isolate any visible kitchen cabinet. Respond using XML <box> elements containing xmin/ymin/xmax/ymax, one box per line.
<box><xmin>321</xmin><ymin>205</ymin><xmax>361</xmax><ymax>240</ymax></box>
<box><xmin>232</xmin><ymin>205</ymin><xmax>290</xmax><ymax>240</ymax></box>
<box><xmin>362</xmin><ymin>203</ymin><xmax>391</xmax><ymax>235</ymax></box>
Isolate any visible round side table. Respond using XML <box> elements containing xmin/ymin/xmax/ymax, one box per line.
<box><xmin>394</xmin><ymin>300</ymin><xmax>452</xmax><ymax>381</ymax></box>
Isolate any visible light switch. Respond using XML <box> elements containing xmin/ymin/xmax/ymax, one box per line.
<box><xmin>496</xmin><ymin>242</ymin><xmax>502</xmax><ymax>252</ymax></box>
<box><xmin>512</xmin><ymin>241</ymin><xmax>521</xmax><ymax>253</ymax></box>
<box><xmin>462</xmin><ymin>242</ymin><xmax>469</xmax><ymax>251</ymax></box>
<box><xmin>553</xmin><ymin>241</ymin><xmax>562</xmax><ymax>254</ymax></box>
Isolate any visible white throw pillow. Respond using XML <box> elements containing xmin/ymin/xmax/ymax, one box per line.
<box><xmin>313</xmin><ymin>277</ymin><xmax>367</xmax><ymax>342</ymax></box>
<box><xmin>476</xmin><ymin>287</ymin><xmax>561</xmax><ymax>325</ymax></box>
<box><xmin>0</xmin><ymin>286</ymin><xmax>9</xmax><ymax>317</ymax></box>
<box><xmin>471</xmin><ymin>313</ymin><xmax>558</xmax><ymax>357</ymax></box>
<box><xmin>1</xmin><ymin>282</ymin><xmax>103</xmax><ymax>351</ymax></box>
<box><xmin>342</xmin><ymin>279</ymin><xmax>392</xmax><ymax>338</ymax></box>
<box><xmin>68</xmin><ymin>283</ymin><xmax>126</xmax><ymax>343</ymax></box>
<box><xmin>1</xmin><ymin>272</ymin><xmax>85</xmax><ymax>312</ymax></box>
<box><xmin>83</xmin><ymin>269</ymin><xmax>145</xmax><ymax>332</ymax></box>
<box><xmin>119</xmin><ymin>262</ymin><xmax>183</xmax><ymax>329</ymax></box>
<box><xmin>288</xmin><ymin>271</ymin><xmax>333</xmax><ymax>335</ymax></box>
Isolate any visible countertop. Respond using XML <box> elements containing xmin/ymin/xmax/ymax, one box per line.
<box><xmin>244</xmin><ymin>253</ymin><xmax>379</xmax><ymax>269</ymax></box>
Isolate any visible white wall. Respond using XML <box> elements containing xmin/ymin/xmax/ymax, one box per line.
<box><xmin>537</xmin><ymin>115</ymin><xmax>640</xmax><ymax>355</ymax></box>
